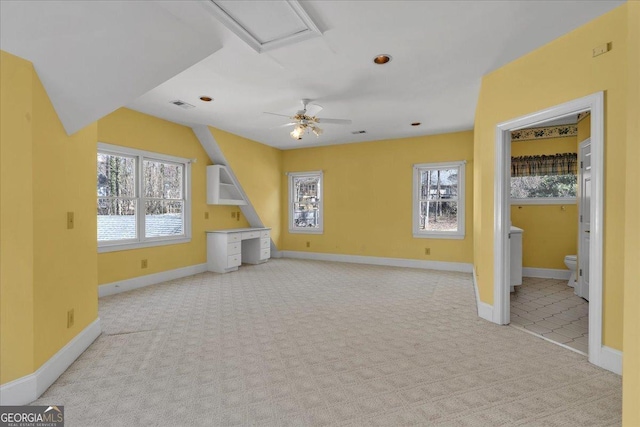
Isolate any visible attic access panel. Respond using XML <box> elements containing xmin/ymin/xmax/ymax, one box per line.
<box><xmin>206</xmin><ymin>0</ymin><xmax>321</xmax><ymax>53</ymax></box>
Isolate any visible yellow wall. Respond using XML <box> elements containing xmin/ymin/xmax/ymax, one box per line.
<box><xmin>511</xmin><ymin>205</ymin><xmax>577</xmax><ymax>269</ymax></box>
<box><xmin>31</xmin><ymin>67</ymin><xmax>99</xmax><ymax>368</ymax></box>
<box><xmin>511</xmin><ymin>135</ymin><xmax>577</xmax><ymax>157</ymax></box>
<box><xmin>280</xmin><ymin>132</ymin><xmax>474</xmax><ymax>263</ymax></box>
<box><xmin>211</xmin><ymin>128</ymin><xmax>283</xmax><ymax>247</ymax></box>
<box><xmin>511</xmin><ymin>136</ymin><xmax>578</xmax><ymax>269</ymax></box>
<box><xmin>577</xmin><ymin>114</ymin><xmax>592</xmax><ymax>143</ymax></box>
<box><xmin>96</xmin><ymin>109</ymin><xmax>248</xmax><ymax>285</ymax></box>
<box><xmin>474</xmin><ymin>4</ymin><xmax>629</xmax><ymax>350</ymax></box>
<box><xmin>1</xmin><ymin>51</ymin><xmax>99</xmax><ymax>383</ymax></box>
<box><xmin>623</xmin><ymin>2</ymin><xmax>640</xmax><ymax>424</ymax></box>
<box><xmin>1</xmin><ymin>51</ymin><xmax>36</xmax><ymax>383</ymax></box>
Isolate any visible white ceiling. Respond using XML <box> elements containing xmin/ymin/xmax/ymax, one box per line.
<box><xmin>0</xmin><ymin>1</ymin><xmax>623</xmax><ymax>149</ymax></box>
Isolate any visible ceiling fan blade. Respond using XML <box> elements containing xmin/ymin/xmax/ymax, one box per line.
<box><xmin>273</xmin><ymin>122</ymin><xmax>297</xmax><ymax>129</ymax></box>
<box><xmin>263</xmin><ymin>112</ymin><xmax>293</xmax><ymax>118</ymax></box>
<box><xmin>316</xmin><ymin>118</ymin><xmax>352</xmax><ymax>125</ymax></box>
<box><xmin>305</xmin><ymin>103</ymin><xmax>323</xmax><ymax>117</ymax></box>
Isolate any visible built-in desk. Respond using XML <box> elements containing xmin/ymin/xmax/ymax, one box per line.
<box><xmin>206</xmin><ymin>228</ymin><xmax>271</xmax><ymax>273</ymax></box>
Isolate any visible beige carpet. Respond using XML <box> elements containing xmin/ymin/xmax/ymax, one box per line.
<box><xmin>33</xmin><ymin>259</ymin><xmax>621</xmax><ymax>426</ymax></box>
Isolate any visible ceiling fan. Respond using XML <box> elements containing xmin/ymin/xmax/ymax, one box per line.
<box><xmin>264</xmin><ymin>99</ymin><xmax>352</xmax><ymax>140</ymax></box>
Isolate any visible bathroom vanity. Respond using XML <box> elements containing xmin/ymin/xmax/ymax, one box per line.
<box><xmin>510</xmin><ymin>226</ymin><xmax>523</xmax><ymax>292</ymax></box>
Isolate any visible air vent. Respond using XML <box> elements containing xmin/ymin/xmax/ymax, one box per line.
<box><xmin>170</xmin><ymin>100</ymin><xmax>195</xmax><ymax>110</ymax></box>
<box><xmin>351</xmin><ymin>130</ymin><xmax>366</xmax><ymax>135</ymax></box>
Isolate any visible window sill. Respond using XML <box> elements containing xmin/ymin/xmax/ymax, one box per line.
<box><xmin>98</xmin><ymin>237</ymin><xmax>191</xmax><ymax>253</ymax></box>
<box><xmin>413</xmin><ymin>233</ymin><xmax>465</xmax><ymax>240</ymax></box>
<box><xmin>510</xmin><ymin>197</ymin><xmax>576</xmax><ymax>205</ymax></box>
<box><xmin>289</xmin><ymin>229</ymin><xmax>323</xmax><ymax>235</ymax></box>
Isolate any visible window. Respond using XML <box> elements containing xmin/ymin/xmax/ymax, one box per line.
<box><xmin>511</xmin><ymin>153</ymin><xmax>577</xmax><ymax>204</ymax></box>
<box><xmin>288</xmin><ymin>171</ymin><xmax>323</xmax><ymax>234</ymax></box>
<box><xmin>97</xmin><ymin>143</ymin><xmax>191</xmax><ymax>252</ymax></box>
<box><xmin>413</xmin><ymin>161</ymin><xmax>465</xmax><ymax>239</ymax></box>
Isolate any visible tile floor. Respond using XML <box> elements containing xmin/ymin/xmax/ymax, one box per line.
<box><xmin>510</xmin><ymin>276</ymin><xmax>589</xmax><ymax>354</ymax></box>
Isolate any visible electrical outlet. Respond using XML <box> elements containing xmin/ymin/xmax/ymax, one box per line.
<box><xmin>231</xmin><ymin>212</ymin><xmax>236</xmax><ymax>218</ymax></box>
<box><xmin>204</xmin><ymin>212</ymin><xmax>209</xmax><ymax>219</ymax></box>
<box><xmin>67</xmin><ymin>309</ymin><xmax>74</xmax><ymax>328</ymax></box>
<box><xmin>425</xmin><ymin>248</ymin><xmax>431</xmax><ymax>255</ymax></box>
<box><xmin>141</xmin><ymin>259</ymin><xmax>148</xmax><ymax>269</ymax></box>
<box><xmin>592</xmin><ymin>42</ymin><xmax>611</xmax><ymax>57</ymax></box>
<box><xmin>67</xmin><ymin>212</ymin><xmax>74</xmax><ymax>229</ymax></box>
<box><xmin>306</xmin><ymin>241</ymin><xmax>311</xmax><ymax>248</ymax></box>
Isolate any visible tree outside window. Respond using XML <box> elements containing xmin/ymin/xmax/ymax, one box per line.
<box><xmin>413</xmin><ymin>161</ymin><xmax>466</xmax><ymax>239</ymax></box>
<box><xmin>97</xmin><ymin>143</ymin><xmax>191</xmax><ymax>251</ymax></box>
<box><xmin>289</xmin><ymin>171</ymin><xmax>323</xmax><ymax>234</ymax></box>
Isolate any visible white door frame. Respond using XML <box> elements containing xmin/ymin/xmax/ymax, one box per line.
<box><xmin>493</xmin><ymin>92</ymin><xmax>604</xmax><ymax>368</ymax></box>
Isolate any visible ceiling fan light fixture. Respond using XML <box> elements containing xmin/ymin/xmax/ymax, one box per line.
<box><xmin>290</xmin><ymin>125</ymin><xmax>305</xmax><ymax>140</ymax></box>
<box><xmin>373</xmin><ymin>54</ymin><xmax>392</xmax><ymax>65</ymax></box>
<box><xmin>312</xmin><ymin>126</ymin><xmax>323</xmax><ymax>137</ymax></box>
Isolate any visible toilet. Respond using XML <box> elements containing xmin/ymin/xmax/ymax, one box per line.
<box><xmin>564</xmin><ymin>255</ymin><xmax>577</xmax><ymax>288</ymax></box>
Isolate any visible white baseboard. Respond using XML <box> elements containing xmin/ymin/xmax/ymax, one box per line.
<box><xmin>522</xmin><ymin>267</ymin><xmax>571</xmax><ymax>280</ymax></box>
<box><xmin>599</xmin><ymin>346</ymin><xmax>622</xmax><ymax>375</ymax></box>
<box><xmin>99</xmin><ymin>263</ymin><xmax>208</xmax><ymax>297</ymax></box>
<box><xmin>0</xmin><ymin>318</ymin><xmax>101</xmax><ymax>405</ymax></box>
<box><xmin>473</xmin><ymin>267</ymin><xmax>493</xmax><ymax>322</ymax></box>
<box><xmin>280</xmin><ymin>251</ymin><xmax>473</xmax><ymax>273</ymax></box>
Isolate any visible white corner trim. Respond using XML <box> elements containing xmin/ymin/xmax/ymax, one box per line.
<box><xmin>473</xmin><ymin>267</ymin><xmax>493</xmax><ymax>322</ymax></box>
<box><xmin>599</xmin><ymin>346</ymin><xmax>622</xmax><ymax>375</ymax></box>
<box><xmin>280</xmin><ymin>251</ymin><xmax>473</xmax><ymax>273</ymax></box>
<box><xmin>0</xmin><ymin>318</ymin><xmax>101</xmax><ymax>405</ymax></box>
<box><xmin>99</xmin><ymin>263</ymin><xmax>207</xmax><ymax>297</ymax></box>
<box><xmin>522</xmin><ymin>267</ymin><xmax>571</xmax><ymax>280</ymax></box>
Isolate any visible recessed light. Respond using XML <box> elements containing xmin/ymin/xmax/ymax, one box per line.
<box><xmin>411</xmin><ymin>122</ymin><xmax>421</xmax><ymax>126</ymax></box>
<box><xmin>200</xmin><ymin>96</ymin><xmax>213</xmax><ymax>102</ymax></box>
<box><xmin>373</xmin><ymin>54</ymin><xmax>392</xmax><ymax>65</ymax></box>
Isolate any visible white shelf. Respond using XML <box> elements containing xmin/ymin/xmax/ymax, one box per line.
<box><xmin>206</xmin><ymin>165</ymin><xmax>246</xmax><ymax>205</ymax></box>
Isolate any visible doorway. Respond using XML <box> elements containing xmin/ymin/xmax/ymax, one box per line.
<box><xmin>493</xmin><ymin>92</ymin><xmax>605</xmax><ymax>369</ymax></box>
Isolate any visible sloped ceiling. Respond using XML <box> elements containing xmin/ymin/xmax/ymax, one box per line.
<box><xmin>0</xmin><ymin>1</ymin><xmax>224</xmax><ymax>135</ymax></box>
<box><xmin>0</xmin><ymin>1</ymin><xmax>624</xmax><ymax>148</ymax></box>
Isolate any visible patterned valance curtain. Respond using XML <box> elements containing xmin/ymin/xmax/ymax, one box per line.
<box><xmin>511</xmin><ymin>153</ymin><xmax>578</xmax><ymax>177</ymax></box>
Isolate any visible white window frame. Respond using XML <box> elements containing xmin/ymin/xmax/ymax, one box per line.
<box><xmin>97</xmin><ymin>142</ymin><xmax>192</xmax><ymax>253</ymax></box>
<box><xmin>413</xmin><ymin>161</ymin><xmax>466</xmax><ymax>239</ymax></box>
<box><xmin>509</xmin><ymin>196</ymin><xmax>577</xmax><ymax>205</ymax></box>
<box><xmin>510</xmin><ymin>176</ymin><xmax>577</xmax><ymax>206</ymax></box>
<box><xmin>288</xmin><ymin>171</ymin><xmax>323</xmax><ymax>234</ymax></box>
